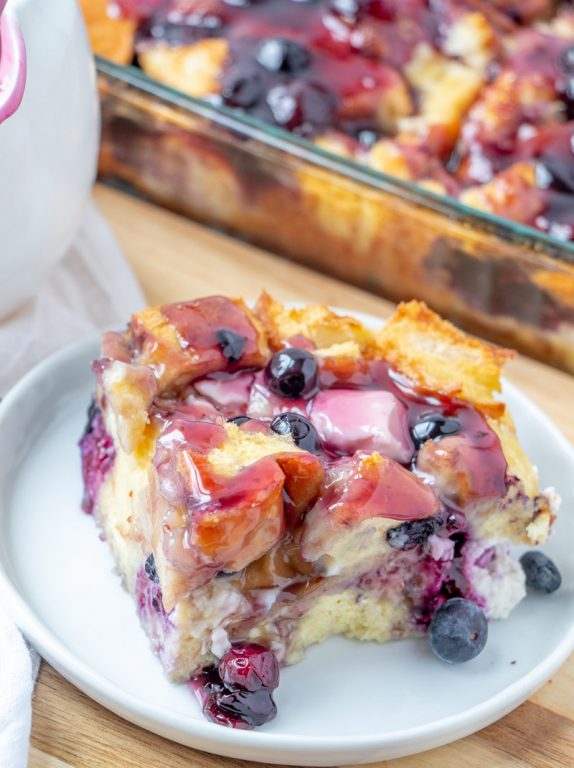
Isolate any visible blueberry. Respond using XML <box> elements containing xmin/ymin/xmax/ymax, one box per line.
<box><xmin>357</xmin><ymin>129</ymin><xmax>380</xmax><ymax>148</ymax></box>
<box><xmin>218</xmin><ymin>642</ymin><xmax>280</xmax><ymax>692</ymax></box>
<box><xmin>144</xmin><ymin>554</ymin><xmax>159</xmax><ymax>583</ymax></box>
<box><xmin>271</xmin><ymin>412</ymin><xmax>321</xmax><ymax>453</ymax></box>
<box><xmin>387</xmin><ymin>517</ymin><xmax>439</xmax><ymax>551</ymax></box>
<box><xmin>535</xmin><ymin>157</ymin><xmax>574</xmax><ymax>194</ymax></box>
<box><xmin>215</xmin><ymin>328</ymin><xmax>247</xmax><ymax>363</ymax></box>
<box><xmin>195</xmin><ymin>644</ymin><xmax>279</xmax><ymax>728</ymax></box>
<box><xmin>411</xmin><ymin>415</ymin><xmax>460</xmax><ymax>447</ymax></box>
<box><xmin>208</xmin><ymin>688</ymin><xmax>277</xmax><ymax>728</ymax></box>
<box><xmin>520</xmin><ymin>551</ymin><xmax>562</xmax><ymax>594</ymax></box>
<box><xmin>429</xmin><ymin>598</ymin><xmax>488</xmax><ymax>663</ymax></box>
<box><xmin>559</xmin><ymin>45</ymin><xmax>574</xmax><ymax>75</ymax></box>
<box><xmin>264</xmin><ymin>347</ymin><xmax>318</xmax><ymax>398</ymax></box>
<box><xmin>257</xmin><ymin>37</ymin><xmax>311</xmax><ymax>74</ymax></box>
<box><xmin>266</xmin><ymin>81</ymin><xmax>336</xmax><ymax>135</ymax></box>
<box><xmin>227</xmin><ymin>415</ymin><xmax>251</xmax><ymax>426</ymax></box>
<box><xmin>222</xmin><ymin>70</ymin><xmax>263</xmax><ymax>108</ymax></box>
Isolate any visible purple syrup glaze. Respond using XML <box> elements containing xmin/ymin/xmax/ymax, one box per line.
<box><xmin>0</xmin><ymin>4</ymin><xmax>26</xmax><ymax>125</ymax></box>
<box><xmin>78</xmin><ymin>401</ymin><xmax>115</xmax><ymax>515</ymax></box>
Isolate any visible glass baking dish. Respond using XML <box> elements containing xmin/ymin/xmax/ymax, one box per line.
<box><xmin>96</xmin><ymin>55</ymin><xmax>574</xmax><ymax>374</ymax></box>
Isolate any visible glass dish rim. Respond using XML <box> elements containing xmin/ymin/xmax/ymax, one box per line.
<box><xmin>96</xmin><ymin>55</ymin><xmax>574</xmax><ymax>266</ymax></box>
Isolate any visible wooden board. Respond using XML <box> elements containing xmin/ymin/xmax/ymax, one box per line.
<box><xmin>30</xmin><ymin>184</ymin><xmax>574</xmax><ymax>767</ymax></box>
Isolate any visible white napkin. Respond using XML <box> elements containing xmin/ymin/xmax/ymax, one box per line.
<box><xmin>0</xmin><ymin>200</ymin><xmax>145</xmax><ymax>766</ymax></box>
<box><xmin>0</xmin><ymin>202</ymin><xmax>145</xmax><ymax>393</ymax></box>
<box><xmin>0</xmin><ymin>611</ymin><xmax>36</xmax><ymax>768</ymax></box>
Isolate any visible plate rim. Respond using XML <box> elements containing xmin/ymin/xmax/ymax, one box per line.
<box><xmin>1</xmin><ymin>319</ymin><xmax>574</xmax><ymax>763</ymax></box>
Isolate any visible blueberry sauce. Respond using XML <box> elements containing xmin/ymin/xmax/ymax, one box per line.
<box><xmin>136</xmin><ymin>0</ymin><xmax>436</xmax><ymax>141</ymax></box>
<box><xmin>78</xmin><ymin>401</ymin><xmax>115</xmax><ymax>514</ymax></box>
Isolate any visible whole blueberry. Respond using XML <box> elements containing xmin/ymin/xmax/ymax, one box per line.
<box><xmin>216</xmin><ymin>328</ymin><xmax>247</xmax><ymax>363</ymax></box>
<box><xmin>218</xmin><ymin>642</ymin><xmax>280</xmax><ymax>692</ymax></box>
<box><xmin>429</xmin><ymin>598</ymin><xmax>488</xmax><ymax>663</ymax></box>
<box><xmin>222</xmin><ymin>70</ymin><xmax>263</xmax><ymax>108</ymax></box>
<box><xmin>266</xmin><ymin>81</ymin><xmax>336</xmax><ymax>135</ymax></box>
<box><xmin>257</xmin><ymin>37</ymin><xmax>311</xmax><ymax>74</ymax></box>
<box><xmin>213</xmin><ymin>688</ymin><xmax>277</xmax><ymax>728</ymax></box>
<box><xmin>264</xmin><ymin>347</ymin><xmax>318</xmax><ymax>398</ymax></box>
<box><xmin>271</xmin><ymin>412</ymin><xmax>321</xmax><ymax>453</ymax></box>
<box><xmin>387</xmin><ymin>517</ymin><xmax>439</xmax><ymax>551</ymax></box>
<box><xmin>411</xmin><ymin>415</ymin><xmax>460</xmax><ymax>447</ymax></box>
<box><xmin>520</xmin><ymin>551</ymin><xmax>562</xmax><ymax>594</ymax></box>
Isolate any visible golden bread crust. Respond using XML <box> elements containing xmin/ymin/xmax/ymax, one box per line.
<box><xmin>255</xmin><ymin>291</ymin><xmax>375</xmax><ymax>353</ymax></box>
<box><xmin>139</xmin><ymin>39</ymin><xmax>229</xmax><ymax>98</ymax></box>
<box><xmin>376</xmin><ymin>299</ymin><xmax>514</xmax><ymax>414</ymax></box>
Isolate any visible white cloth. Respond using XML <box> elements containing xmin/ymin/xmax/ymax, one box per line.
<box><xmin>0</xmin><ymin>201</ymin><xmax>145</xmax><ymax>766</ymax></box>
<box><xmin>0</xmin><ymin>202</ymin><xmax>145</xmax><ymax>392</ymax></box>
<box><xmin>0</xmin><ymin>612</ymin><xmax>35</xmax><ymax>768</ymax></box>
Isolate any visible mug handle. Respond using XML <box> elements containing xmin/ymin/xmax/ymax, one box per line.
<box><xmin>0</xmin><ymin>5</ymin><xmax>26</xmax><ymax>124</ymax></box>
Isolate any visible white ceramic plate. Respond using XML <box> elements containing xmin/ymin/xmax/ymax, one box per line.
<box><xmin>1</xmin><ymin>318</ymin><xmax>573</xmax><ymax>766</ymax></box>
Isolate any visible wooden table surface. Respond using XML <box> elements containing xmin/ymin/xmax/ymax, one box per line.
<box><xmin>29</xmin><ymin>184</ymin><xmax>574</xmax><ymax>768</ymax></box>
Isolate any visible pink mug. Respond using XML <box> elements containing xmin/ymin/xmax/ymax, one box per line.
<box><xmin>0</xmin><ymin>0</ymin><xmax>26</xmax><ymax>123</ymax></box>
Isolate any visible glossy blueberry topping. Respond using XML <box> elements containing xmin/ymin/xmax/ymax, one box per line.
<box><xmin>387</xmin><ymin>517</ymin><xmax>439</xmax><ymax>551</ymax></box>
<box><xmin>256</xmin><ymin>37</ymin><xmax>311</xmax><ymax>74</ymax></box>
<box><xmin>191</xmin><ymin>643</ymin><xmax>279</xmax><ymax>729</ymax></box>
<box><xmin>218</xmin><ymin>642</ymin><xmax>280</xmax><ymax>691</ymax></box>
<box><xmin>429</xmin><ymin>598</ymin><xmax>488</xmax><ymax>663</ymax></box>
<box><xmin>520</xmin><ymin>551</ymin><xmax>562</xmax><ymax>593</ymax></box>
<box><xmin>222</xmin><ymin>687</ymin><xmax>276</xmax><ymax>726</ymax></box>
<box><xmin>222</xmin><ymin>69</ymin><xmax>263</xmax><ymax>108</ymax></box>
<box><xmin>266</xmin><ymin>81</ymin><xmax>336</xmax><ymax>134</ymax></box>
<box><xmin>411</xmin><ymin>415</ymin><xmax>461</xmax><ymax>447</ymax></box>
<box><xmin>270</xmin><ymin>412</ymin><xmax>321</xmax><ymax>453</ymax></box>
<box><xmin>215</xmin><ymin>328</ymin><xmax>248</xmax><ymax>363</ymax></box>
<box><xmin>205</xmin><ymin>688</ymin><xmax>277</xmax><ymax>728</ymax></box>
<box><xmin>264</xmin><ymin>347</ymin><xmax>318</xmax><ymax>398</ymax></box>
<box><xmin>144</xmin><ymin>554</ymin><xmax>160</xmax><ymax>583</ymax></box>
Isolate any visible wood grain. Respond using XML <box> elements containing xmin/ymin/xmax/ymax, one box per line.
<box><xmin>29</xmin><ymin>184</ymin><xmax>574</xmax><ymax>767</ymax></box>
